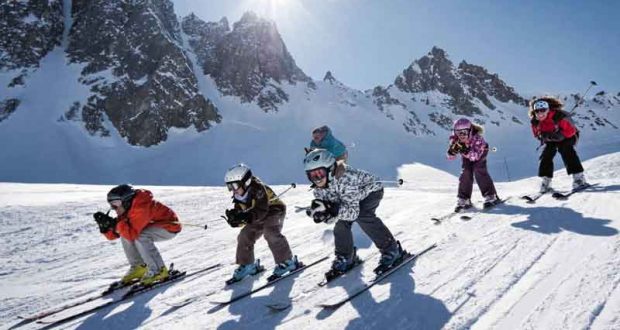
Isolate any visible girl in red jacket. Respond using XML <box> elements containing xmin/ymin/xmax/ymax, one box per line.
<box><xmin>94</xmin><ymin>184</ymin><xmax>181</xmax><ymax>285</ymax></box>
<box><xmin>529</xmin><ymin>97</ymin><xmax>588</xmax><ymax>192</ymax></box>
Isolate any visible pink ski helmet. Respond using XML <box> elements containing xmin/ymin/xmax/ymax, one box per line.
<box><xmin>453</xmin><ymin>118</ymin><xmax>472</xmax><ymax>131</ymax></box>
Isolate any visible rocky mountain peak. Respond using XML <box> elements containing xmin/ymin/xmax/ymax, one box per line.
<box><xmin>323</xmin><ymin>70</ymin><xmax>341</xmax><ymax>85</ymax></box>
<box><xmin>65</xmin><ymin>0</ymin><xmax>220</xmax><ymax>146</ymax></box>
<box><xmin>393</xmin><ymin>46</ymin><xmax>525</xmax><ymax>117</ymax></box>
<box><xmin>183</xmin><ymin>11</ymin><xmax>310</xmax><ymax>112</ymax></box>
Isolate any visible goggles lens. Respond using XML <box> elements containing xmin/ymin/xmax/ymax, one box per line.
<box><xmin>226</xmin><ymin>182</ymin><xmax>242</xmax><ymax>191</ymax></box>
<box><xmin>456</xmin><ymin>129</ymin><xmax>470</xmax><ymax>136</ymax></box>
<box><xmin>307</xmin><ymin>168</ymin><xmax>327</xmax><ymax>182</ymax></box>
<box><xmin>109</xmin><ymin>200</ymin><xmax>122</xmax><ymax>209</ymax></box>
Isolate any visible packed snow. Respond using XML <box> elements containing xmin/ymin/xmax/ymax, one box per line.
<box><xmin>1</xmin><ymin>152</ymin><xmax>619</xmax><ymax>329</ymax></box>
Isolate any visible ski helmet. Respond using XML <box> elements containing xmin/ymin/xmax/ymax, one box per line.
<box><xmin>107</xmin><ymin>184</ymin><xmax>136</xmax><ymax>209</ymax></box>
<box><xmin>453</xmin><ymin>118</ymin><xmax>472</xmax><ymax>131</ymax></box>
<box><xmin>303</xmin><ymin>149</ymin><xmax>336</xmax><ymax>184</ymax></box>
<box><xmin>224</xmin><ymin>163</ymin><xmax>253</xmax><ymax>191</ymax></box>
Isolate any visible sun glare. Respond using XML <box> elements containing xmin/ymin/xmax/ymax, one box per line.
<box><xmin>242</xmin><ymin>0</ymin><xmax>297</xmax><ymax>20</ymax></box>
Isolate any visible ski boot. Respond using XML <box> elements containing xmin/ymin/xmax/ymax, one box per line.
<box><xmin>324</xmin><ymin>249</ymin><xmax>362</xmax><ymax>282</ymax></box>
<box><xmin>454</xmin><ymin>198</ymin><xmax>472</xmax><ymax>213</ymax></box>
<box><xmin>121</xmin><ymin>263</ymin><xmax>147</xmax><ymax>285</ymax></box>
<box><xmin>374</xmin><ymin>241</ymin><xmax>406</xmax><ymax>275</ymax></box>
<box><xmin>482</xmin><ymin>194</ymin><xmax>501</xmax><ymax>209</ymax></box>
<box><xmin>226</xmin><ymin>259</ymin><xmax>265</xmax><ymax>285</ymax></box>
<box><xmin>572</xmin><ymin>172</ymin><xmax>588</xmax><ymax>190</ymax></box>
<box><xmin>140</xmin><ymin>266</ymin><xmax>169</xmax><ymax>286</ymax></box>
<box><xmin>539</xmin><ymin>177</ymin><xmax>552</xmax><ymax>193</ymax></box>
<box><xmin>267</xmin><ymin>256</ymin><xmax>303</xmax><ymax>282</ymax></box>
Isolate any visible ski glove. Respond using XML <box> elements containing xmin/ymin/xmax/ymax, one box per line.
<box><xmin>447</xmin><ymin>141</ymin><xmax>470</xmax><ymax>156</ymax></box>
<box><xmin>306</xmin><ymin>199</ymin><xmax>339</xmax><ymax>224</ymax></box>
<box><xmin>225</xmin><ymin>208</ymin><xmax>251</xmax><ymax>228</ymax></box>
<box><xmin>93</xmin><ymin>211</ymin><xmax>117</xmax><ymax>233</ymax></box>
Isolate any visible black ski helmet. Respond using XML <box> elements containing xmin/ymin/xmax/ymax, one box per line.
<box><xmin>107</xmin><ymin>184</ymin><xmax>136</xmax><ymax>209</ymax></box>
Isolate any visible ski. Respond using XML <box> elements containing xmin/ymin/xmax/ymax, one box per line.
<box><xmin>210</xmin><ymin>256</ymin><xmax>329</xmax><ymax>306</ymax></box>
<box><xmin>459</xmin><ymin>198</ymin><xmax>510</xmax><ymax>220</ymax></box>
<box><xmin>17</xmin><ymin>281</ymin><xmax>135</xmax><ymax>322</ymax></box>
<box><xmin>430</xmin><ymin>209</ymin><xmax>465</xmax><ymax>224</ymax></box>
<box><xmin>521</xmin><ymin>191</ymin><xmax>549</xmax><ymax>203</ymax></box>
<box><xmin>317</xmin><ymin>243</ymin><xmax>437</xmax><ymax>310</ymax></box>
<box><xmin>552</xmin><ymin>183</ymin><xmax>598</xmax><ymax>200</ymax></box>
<box><xmin>33</xmin><ymin>263</ymin><xmax>220</xmax><ymax>326</ymax></box>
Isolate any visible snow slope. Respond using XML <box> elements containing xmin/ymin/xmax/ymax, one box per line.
<box><xmin>1</xmin><ymin>152</ymin><xmax>619</xmax><ymax>330</ymax></box>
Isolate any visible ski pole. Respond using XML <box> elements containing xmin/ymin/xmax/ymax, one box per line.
<box><xmin>151</xmin><ymin>220</ymin><xmax>208</xmax><ymax>230</ymax></box>
<box><xmin>377</xmin><ymin>179</ymin><xmax>404</xmax><ymax>186</ymax></box>
<box><xmin>270</xmin><ymin>183</ymin><xmax>296</xmax><ymax>201</ymax></box>
<box><xmin>569</xmin><ymin>80</ymin><xmax>597</xmax><ymax>114</ymax></box>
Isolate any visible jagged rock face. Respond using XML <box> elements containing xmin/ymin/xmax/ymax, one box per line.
<box><xmin>459</xmin><ymin>61</ymin><xmax>526</xmax><ymax>107</ymax></box>
<box><xmin>67</xmin><ymin>0</ymin><xmax>220</xmax><ymax>146</ymax></box>
<box><xmin>393</xmin><ymin>46</ymin><xmax>526</xmax><ymax>117</ymax></box>
<box><xmin>0</xmin><ymin>98</ymin><xmax>20</xmax><ymax>123</ymax></box>
<box><xmin>0</xmin><ymin>0</ymin><xmax>64</xmax><ymax>70</ymax></box>
<box><xmin>0</xmin><ymin>0</ymin><xmax>64</xmax><ymax>121</ymax></box>
<box><xmin>183</xmin><ymin>12</ymin><xmax>310</xmax><ymax>112</ymax></box>
<box><xmin>323</xmin><ymin>71</ymin><xmax>336</xmax><ymax>84</ymax></box>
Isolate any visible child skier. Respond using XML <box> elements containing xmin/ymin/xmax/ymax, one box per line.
<box><xmin>93</xmin><ymin>184</ymin><xmax>181</xmax><ymax>286</ymax></box>
<box><xmin>303</xmin><ymin>148</ymin><xmax>403</xmax><ymax>279</ymax></box>
<box><xmin>529</xmin><ymin>97</ymin><xmax>588</xmax><ymax>192</ymax></box>
<box><xmin>447</xmin><ymin>118</ymin><xmax>499</xmax><ymax>211</ymax></box>
<box><xmin>223</xmin><ymin>163</ymin><xmax>301</xmax><ymax>283</ymax></box>
<box><xmin>307</xmin><ymin>125</ymin><xmax>348</xmax><ymax>163</ymax></box>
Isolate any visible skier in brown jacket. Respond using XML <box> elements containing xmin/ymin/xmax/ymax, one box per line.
<box><xmin>223</xmin><ymin>163</ymin><xmax>301</xmax><ymax>283</ymax></box>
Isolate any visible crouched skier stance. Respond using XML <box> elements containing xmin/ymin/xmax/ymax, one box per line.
<box><xmin>447</xmin><ymin>118</ymin><xmax>500</xmax><ymax>211</ymax></box>
<box><xmin>93</xmin><ymin>184</ymin><xmax>181</xmax><ymax>286</ymax></box>
<box><xmin>303</xmin><ymin>149</ymin><xmax>404</xmax><ymax>278</ymax></box>
<box><xmin>223</xmin><ymin>164</ymin><xmax>301</xmax><ymax>283</ymax></box>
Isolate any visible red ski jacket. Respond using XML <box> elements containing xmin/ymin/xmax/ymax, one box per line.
<box><xmin>103</xmin><ymin>190</ymin><xmax>181</xmax><ymax>241</ymax></box>
<box><xmin>531</xmin><ymin>110</ymin><xmax>577</xmax><ymax>139</ymax></box>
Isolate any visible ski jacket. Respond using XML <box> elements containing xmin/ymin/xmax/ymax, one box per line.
<box><xmin>103</xmin><ymin>190</ymin><xmax>181</xmax><ymax>241</ymax></box>
<box><xmin>530</xmin><ymin>110</ymin><xmax>577</xmax><ymax>141</ymax></box>
<box><xmin>310</xmin><ymin>126</ymin><xmax>347</xmax><ymax>159</ymax></box>
<box><xmin>448</xmin><ymin>133</ymin><xmax>489</xmax><ymax>162</ymax></box>
<box><xmin>312</xmin><ymin>164</ymin><xmax>383</xmax><ymax>222</ymax></box>
<box><xmin>232</xmin><ymin>177</ymin><xmax>286</xmax><ymax>225</ymax></box>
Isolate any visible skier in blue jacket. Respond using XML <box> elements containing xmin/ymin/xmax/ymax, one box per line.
<box><xmin>308</xmin><ymin>125</ymin><xmax>348</xmax><ymax>163</ymax></box>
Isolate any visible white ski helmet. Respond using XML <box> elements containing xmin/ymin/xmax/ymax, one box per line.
<box><xmin>303</xmin><ymin>149</ymin><xmax>336</xmax><ymax>183</ymax></box>
<box><xmin>224</xmin><ymin>163</ymin><xmax>252</xmax><ymax>191</ymax></box>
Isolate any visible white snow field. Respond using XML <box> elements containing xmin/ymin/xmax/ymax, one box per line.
<box><xmin>1</xmin><ymin>152</ymin><xmax>619</xmax><ymax>330</ymax></box>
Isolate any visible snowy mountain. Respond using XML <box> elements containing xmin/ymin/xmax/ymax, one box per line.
<box><xmin>1</xmin><ymin>152</ymin><xmax>619</xmax><ymax>329</ymax></box>
<box><xmin>182</xmin><ymin>11</ymin><xmax>312</xmax><ymax>112</ymax></box>
<box><xmin>1</xmin><ymin>2</ymin><xmax>619</xmax><ymax>185</ymax></box>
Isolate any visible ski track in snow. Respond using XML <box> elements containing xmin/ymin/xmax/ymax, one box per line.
<box><xmin>1</xmin><ymin>153</ymin><xmax>619</xmax><ymax>329</ymax></box>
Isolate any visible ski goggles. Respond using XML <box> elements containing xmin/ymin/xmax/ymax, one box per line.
<box><xmin>226</xmin><ymin>181</ymin><xmax>243</xmax><ymax>191</ymax></box>
<box><xmin>533</xmin><ymin>100</ymin><xmax>549</xmax><ymax>112</ymax></box>
<box><xmin>306</xmin><ymin>168</ymin><xmax>327</xmax><ymax>182</ymax></box>
<box><xmin>109</xmin><ymin>200</ymin><xmax>123</xmax><ymax>210</ymax></box>
<box><xmin>455</xmin><ymin>129</ymin><xmax>470</xmax><ymax>136</ymax></box>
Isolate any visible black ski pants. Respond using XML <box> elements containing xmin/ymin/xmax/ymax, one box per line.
<box><xmin>333</xmin><ymin>189</ymin><xmax>396</xmax><ymax>259</ymax></box>
<box><xmin>538</xmin><ymin>136</ymin><xmax>584</xmax><ymax>178</ymax></box>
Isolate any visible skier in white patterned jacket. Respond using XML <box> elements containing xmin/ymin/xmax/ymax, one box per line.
<box><xmin>303</xmin><ymin>148</ymin><xmax>404</xmax><ymax>277</ymax></box>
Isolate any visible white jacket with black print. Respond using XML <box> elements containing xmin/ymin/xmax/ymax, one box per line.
<box><xmin>312</xmin><ymin>165</ymin><xmax>383</xmax><ymax>222</ymax></box>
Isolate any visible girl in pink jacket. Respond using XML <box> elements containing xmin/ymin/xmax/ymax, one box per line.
<box><xmin>447</xmin><ymin>118</ymin><xmax>499</xmax><ymax>211</ymax></box>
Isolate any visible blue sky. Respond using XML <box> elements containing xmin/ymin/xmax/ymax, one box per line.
<box><xmin>172</xmin><ymin>0</ymin><xmax>619</xmax><ymax>94</ymax></box>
